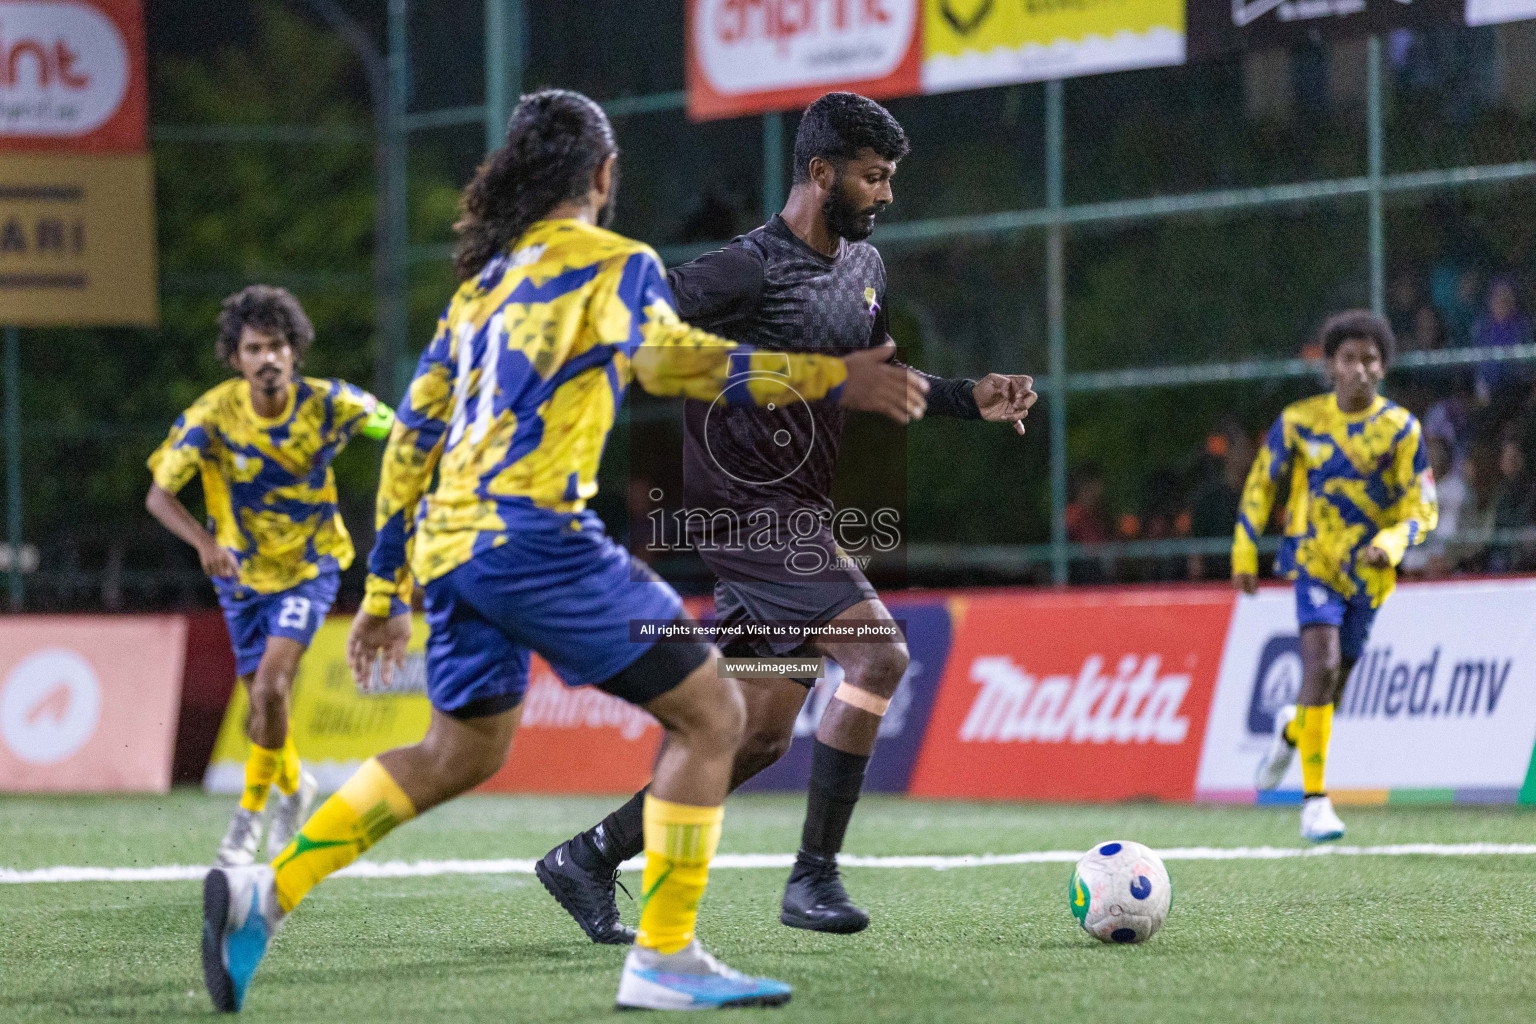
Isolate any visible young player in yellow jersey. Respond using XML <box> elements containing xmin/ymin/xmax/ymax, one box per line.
<box><xmin>146</xmin><ymin>286</ymin><xmax>393</xmax><ymax>867</ymax></box>
<box><xmin>1235</xmin><ymin>311</ymin><xmax>1438</xmax><ymax>841</ymax></box>
<box><xmin>197</xmin><ymin>89</ymin><xmax>924</xmax><ymax>1013</ymax></box>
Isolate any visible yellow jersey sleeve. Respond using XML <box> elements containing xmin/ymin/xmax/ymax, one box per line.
<box><xmin>593</xmin><ymin>249</ymin><xmax>848</xmax><ymax>405</ymax></box>
<box><xmin>362</xmin><ymin>316</ymin><xmax>455</xmax><ymax>617</ymax></box>
<box><xmin>1232</xmin><ymin>410</ymin><xmax>1291</xmax><ymax>576</ymax></box>
<box><xmin>1369</xmin><ymin>418</ymin><xmax>1438</xmax><ymax>567</ymax></box>
<box><xmin>147</xmin><ymin>392</ymin><xmax>218</xmax><ymax>494</ymax></box>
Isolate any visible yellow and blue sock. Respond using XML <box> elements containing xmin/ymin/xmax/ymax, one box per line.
<box><xmin>271</xmin><ymin>758</ymin><xmax>415</xmax><ymax>914</ymax></box>
<box><xmin>239</xmin><ymin>743</ymin><xmax>282</xmax><ymax>813</ymax></box>
<box><xmin>1294</xmin><ymin>704</ymin><xmax>1334</xmax><ymax>797</ymax></box>
<box><xmin>636</xmin><ymin>795</ymin><xmax>724</xmax><ymax>954</ymax></box>
<box><xmin>275</xmin><ymin>734</ymin><xmax>301</xmax><ymax>798</ymax></box>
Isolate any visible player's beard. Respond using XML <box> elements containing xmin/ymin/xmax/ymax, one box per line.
<box><xmin>255</xmin><ymin>365</ymin><xmax>285</xmax><ymax>398</ymax></box>
<box><xmin>822</xmin><ymin>176</ymin><xmax>885</xmax><ymax>242</ymax></box>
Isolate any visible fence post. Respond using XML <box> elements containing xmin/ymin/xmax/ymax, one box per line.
<box><xmin>485</xmin><ymin>0</ymin><xmax>525</xmax><ymax>153</ymax></box>
<box><xmin>1368</xmin><ymin>35</ymin><xmax>1385</xmax><ymax>317</ymax></box>
<box><xmin>762</xmin><ymin>112</ymin><xmax>784</xmax><ymax>220</ymax></box>
<box><xmin>5</xmin><ymin>326</ymin><xmax>20</xmax><ymax>611</ymax></box>
<box><xmin>1046</xmin><ymin>80</ymin><xmax>1068</xmax><ymax>586</ymax></box>
<box><xmin>384</xmin><ymin>0</ymin><xmax>411</xmax><ymax>397</ymax></box>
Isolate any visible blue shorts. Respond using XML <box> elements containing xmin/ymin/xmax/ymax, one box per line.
<box><xmin>218</xmin><ymin>572</ymin><xmax>340</xmax><ymax>677</ymax></box>
<box><xmin>1294</xmin><ymin>575</ymin><xmax>1377</xmax><ymax>662</ymax></box>
<box><xmin>422</xmin><ymin>514</ymin><xmax>685</xmax><ymax>718</ymax></box>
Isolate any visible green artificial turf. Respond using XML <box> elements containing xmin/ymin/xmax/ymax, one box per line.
<box><xmin>1</xmin><ymin>792</ymin><xmax>1533</xmax><ymax>1023</ymax></box>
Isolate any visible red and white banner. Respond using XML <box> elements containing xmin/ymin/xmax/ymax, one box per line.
<box><xmin>686</xmin><ymin>0</ymin><xmax>923</xmax><ymax>121</ymax></box>
<box><xmin>478</xmin><ymin>658</ymin><xmax>663</xmax><ymax>795</ymax></box>
<box><xmin>0</xmin><ymin>616</ymin><xmax>186</xmax><ymax>791</ymax></box>
<box><xmin>0</xmin><ymin>0</ymin><xmax>148</xmax><ymax>152</ymax></box>
<box><xmin>908</xmin><ymin>588</ymin><xmax>1233</xmax><ymax>802</ymax></box>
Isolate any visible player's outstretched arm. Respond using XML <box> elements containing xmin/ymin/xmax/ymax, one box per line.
<box><xmin>970</xmin><ymin>373</ymin><xmax>1039</xmax><ymax>434</ymax></box>
<box><xmin>611</xmin><ymin>250</ymin><xmax>926</xmax><ymax>422</ymax></box>
<box><xmin>888</xmin><ymin>353</ymin><xmax>1035</xmax><ymax>433</ymax></box>
<box><xmin>1232</xmin><ymin>413</ymin><xmax>1291</xmax><ymax>594</ymax></box>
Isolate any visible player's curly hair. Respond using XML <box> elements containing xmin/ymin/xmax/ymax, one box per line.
<box><xmin>792</xmin><ymin>92</ymin><xmax>909</xmax><ymax>184</ymax></box>
<box><xmin>454</xmin><ymin>89</ymin><xmax>618</xmax><ymax>281</ymax></box>
<box><xmin>1320</xmin><ymin>309</ymin><xmax>1395</xmax><ymax>366</ymax></box>
<box><xmin>215</xmin><ymin>285</ymin><xmax>314</xmax><ymax>366</ymax></box>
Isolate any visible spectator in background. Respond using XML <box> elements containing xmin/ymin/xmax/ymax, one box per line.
<box><xmin>1386</xmin><ymin>271</ymin><xmax>1420</xmax><ymax>343</ymax></box>
<box><xmin>1066</xmin><ymin>463</ymin><xmax>1113</xmax><ymax>584</ymax></box>
<box><xmin>1187</xmin><ymin>423</ymin><xmax>1254</xmax><ymax>581</ymax></box>
<box><xmin>1431</xmin><ymin>265</ymin><xmax>1480</xmax><ymax>347</ymax></box>
<box><xmin>1424</xmin><ymin>370</ymin><xmax>1480</xmax><ymax>470</ymax></box>
<box><xmin>1125</xmin><ymin>469</ymin><xmax>1190</xmax><ymax>582</ymax></box>
<box><xmin>1471</xmin><ymin>276</ymin><xmax>1534</xmax><ymax>405</ymax></box>
<box><xmin>1489</xmin><ymin>433</ymin><xmax>1536</xmax><ymax>572</ymax></box>
<box><xmin>1403</xmin><ymin>304</ymin><xmax>1446</xmax><ymax>354</ymax></box>
<box><xmin>1404</xmin><ymin>437</ymin><xmax>1465</xmax><ymax>578</ymax></box>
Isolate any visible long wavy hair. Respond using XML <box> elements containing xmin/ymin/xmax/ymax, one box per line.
<box><xmin>453</xmin><ymin>89</ymin><xmax>618</xmax><ymax>281</ymax></box>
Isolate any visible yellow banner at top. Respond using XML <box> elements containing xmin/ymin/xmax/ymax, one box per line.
<box><xmin>922</xmin><ymin>0</ymin><xmax>1185</xmax><ymax>94</ymax></box>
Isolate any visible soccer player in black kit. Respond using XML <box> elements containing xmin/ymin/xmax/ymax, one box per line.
<box><xmin>538</xmin><ymin>92</ymin><xmax>1038</xmax><ymax>941</ymax></box>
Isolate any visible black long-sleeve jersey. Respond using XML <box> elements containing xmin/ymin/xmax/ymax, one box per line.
<box><xmin>669</xmin><ymin>215</ymin><xmax>980</xmax><ymax>519</ymax></box>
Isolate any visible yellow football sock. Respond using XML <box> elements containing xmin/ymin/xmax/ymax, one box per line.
<box><xmin>240</xmin><ymin>743</ymin><xmax>282</xmax><ymax>813</ymax></box>
<box><xmin>1295</xmin><ymin>703</ymin><xmax>1334</xmax><ymax>796</ymax></box>
<box><xmin>636</xmin><ymin>795</ymin><xmax>724</xmax><ymax>955</ymax></box>
<box><xmin>275</xmin><ymin>734</ymin><xmax>301</xmax><ymax>797</ymax></box>
<box><xmin>271</xmin><ymin>757</ymin><xmax>416</xmax><ymax>914</ymax></box>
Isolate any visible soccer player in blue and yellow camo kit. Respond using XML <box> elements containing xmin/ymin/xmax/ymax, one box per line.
<box><xmin>146</xmin><ymin>286</ymin><xmax>394</xmax><ymax>869</ymax></box>
<box><xmin>1237</xmin><ymin>311</ymin><xmax>1438</xmax><ymax>842</ymax></box>
<box><xmin>197</xmin><ymin>89</ymin><xmax>924</xmax><ymax>1013</ymax></box>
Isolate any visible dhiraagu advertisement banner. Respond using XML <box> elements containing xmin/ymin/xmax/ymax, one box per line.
<box><xmin>205</xmin><ymin>616</ymin><xmax>433</xmax><ymax>795</ymax></box>
<box><xmin>922</xmin><ymin>0</ymin><xmax>1186</xmax><ymax>94</ymax></box>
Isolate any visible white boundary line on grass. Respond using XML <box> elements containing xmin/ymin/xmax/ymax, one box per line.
<box><xmin>3</xmin><ymin>843</ymin><xmax>1535</xmax><ymax>884</ymax></box>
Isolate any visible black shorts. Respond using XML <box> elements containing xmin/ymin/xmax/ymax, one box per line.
<box><xmin>712</xmin><ymin>567</ymin><xmax>878</xmax><ymax>659</ymax></box>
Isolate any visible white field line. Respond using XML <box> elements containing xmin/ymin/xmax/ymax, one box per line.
<box><xmin>3</xmin><ymin>843</ymin><xmax>1535</xmax><ymax>885</ymax></box>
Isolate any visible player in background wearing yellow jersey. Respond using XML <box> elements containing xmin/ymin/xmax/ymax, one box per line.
<box><xmin>147</xmin><ymin>287</ymin><xmax>394</xmax><ymax>868</ymax></box>
<box><xmin>198</xmin><ymin>90</ymin><xmax>924</xmax><ymax>1013</ymax></box>
<box><xmin>1236</xmin><ymin>311</ymin><xmax>1438</xmax><ymax>842</ymax></box>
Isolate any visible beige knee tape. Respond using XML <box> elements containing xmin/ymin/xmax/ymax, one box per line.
<box><xmin>833</xmin><ymin>681</ymin><xmax>891</xmax><ymax>716</ymax></box>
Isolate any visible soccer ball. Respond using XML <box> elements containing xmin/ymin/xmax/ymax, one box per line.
<box><xmin>1069</xmin><ymin>840</ymin><xmax>1171</xmax><ymax>944</ymax></box>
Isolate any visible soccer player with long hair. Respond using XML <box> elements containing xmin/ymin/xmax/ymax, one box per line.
<box><xmin>147</xmin><ymin>286</ymin><xmax>394</xmax><ymax>868</ymax></box>
<box><xmin>198</xmin><ymin>89</ymin><xmax>923</xmax><ymax>1013</ymax></box>
<box><xmin>538</xmin><ymin>92</ymin><xmax>1038</xmax><ymax>942</ymax></box>
<box><xmin>1240</xmin><ymin>311</ymin><xmax>1438</xmax><ymax>841</ymax></box>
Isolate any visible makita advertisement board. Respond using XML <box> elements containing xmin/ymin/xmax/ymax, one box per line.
<box><xmin>907</xmin><ymin>589</ymin><xmax>1233</xmax><ymax>802</ymax></box>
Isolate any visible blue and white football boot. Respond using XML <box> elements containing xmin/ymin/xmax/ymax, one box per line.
<box><xmin>1300</xmin><ymin>794</ymin><xmax>1346</xmax><ymax>843</ymax></box>
<box><xmin>202</xmin><ymin>864</ymin><xmax>285</xmax><ymax>1012</ymax></box>
<box><xmin>616</xmin><ymin>939</ymin><xmax>791</xmax><ymax>1010</ymax></box>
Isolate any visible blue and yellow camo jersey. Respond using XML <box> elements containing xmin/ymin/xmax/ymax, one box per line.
<box><xmin>361</xmin><ymin>218</ymin><xmax>851</xmax><ymax>617</ymax></box>
<box><xmin>1232</xmin><ymin>392</ymin><xmax>1438</xmax><ymax>607</ymax></box>
<box><xmin>148</xmin><ymin>376</ymin><xmax>387</xmax><ymax>594</ymax></box>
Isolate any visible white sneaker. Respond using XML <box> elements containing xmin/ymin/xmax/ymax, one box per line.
<box><xmin>1254</xmin><ymin>704</ymin><xmax>1298</xmax><ymax>791</ymax></box>
<box><xmin>267</xmin><ymin>769</ymin><xmax>318</xmax><ymax>859</ymax></box>
<box><xmin>616</xmin><ymin>938</ymin><xmax>792</xmax><ymax>1010</ymax></box>
<box><xmin>215</xmin><ymin>808</ymin><xmax>264</xmax><ymax>868</ymax></box>
<box><xmin>201</xmin><ymin>864</ymin><xmax>285</xmax><ymax>1012</ymax></box>
<box><xmin>1301</xmin><ymin>795</ymin><xmax>1346</xmax><ymax>843</ymax></box>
